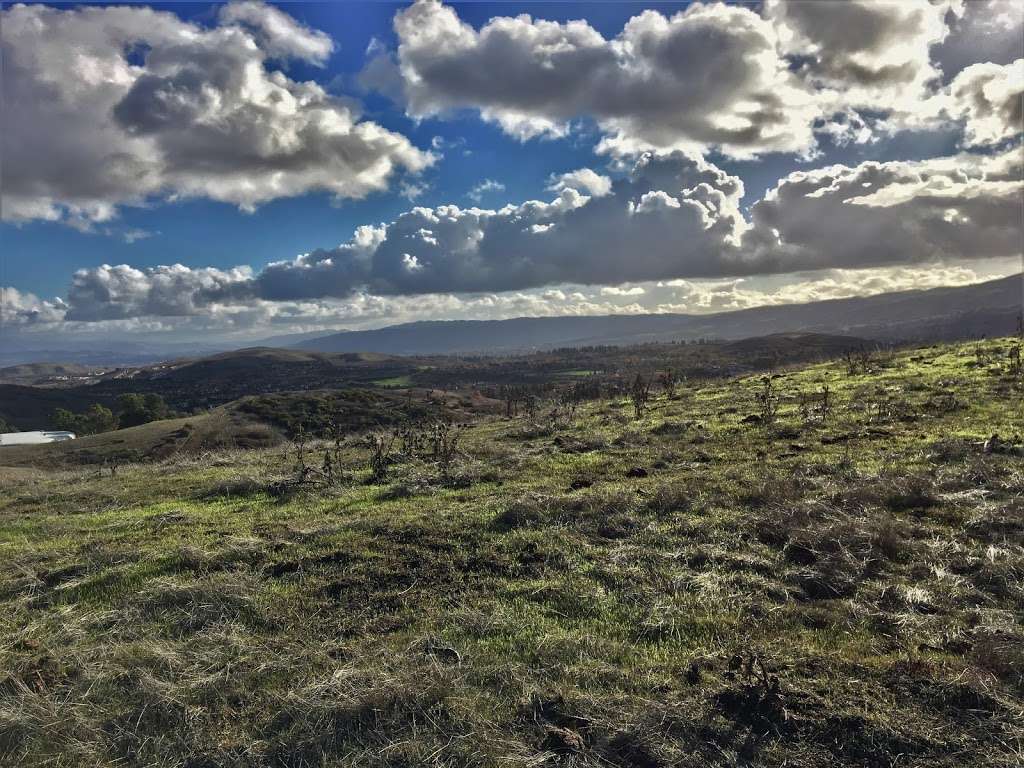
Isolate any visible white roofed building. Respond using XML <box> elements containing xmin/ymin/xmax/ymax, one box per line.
<box><xmin>0</xmin><ymin>431</ymin><xmax>77</xmax><ymax>446</ymax></box>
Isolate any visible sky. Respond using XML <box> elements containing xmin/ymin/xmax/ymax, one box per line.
<box><xmin>1</xmin><ymin>0</ymin><xmax>1022</xmax><ymax>348</ymax></box>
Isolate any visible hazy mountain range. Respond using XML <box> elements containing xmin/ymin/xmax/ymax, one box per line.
<box><xmin>293</xmin><ymin>274</ymin><xmax>1022</xmax><ymax>356</ymax></box>
<box><xmin>3</xmin><ymin>274</ymin><xmax>1019</xmax><ymax>366</ymax></box>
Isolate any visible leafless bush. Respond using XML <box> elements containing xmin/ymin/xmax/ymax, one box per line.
<box><xmin>431</xmin><ymin>420</ymin><xmax>465</xmax><ymax>481</ymax></box>
<box><xmin>630</xmin><ymin>374</ymin><xmax>651</xmax><ymax>420</ymax></box>
<box><xmin>1008</xmin><ymin>345</ymin><xmax>1021</xmax><ymax>376</ymax></box>
<box><xmin>369</xmin><ymin>430</ymin><xmax>397</xmax><ymax>482</ymax></box>
<box><xmin>658</xmin><ymin>368</ymin><xmax>678</xmax><ymax>397</ymax></box>
<box><xmin>755</xmin><ymin>376</ymin><xmax>779</xmax><ymax>426</ymax></box>
<box><xmin>844</xmin><ymin>346</ymin><xmax>875</xmax><ymax>375</ymax></box>
<box><xmin>798</xmin><ymin>385</ymin><xmax>831</xmax><ymax>423</ymax></box>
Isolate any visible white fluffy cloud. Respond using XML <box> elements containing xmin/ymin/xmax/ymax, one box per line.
<box><xmin>745</xmin><ymin>148</ymin><xmax>1023</xmax><ymax>271</ymax></box>
<box><xmin>466</xmin><ymin>179</ymin><xmax>506</xmax><ymax>202</ymax></box>
<box><xmin>1</xmin><ymin>2</ymin><xmax>433</xmax><ymax>226</ymax></box>
<box><xmin>30</xmin><ymin>146</ymin><xmax>1019</xmax><ymax>325</ymax></box>
<box><xmin>0</xmin><ymin>287</ymin><xmax>68</xmax><ymax>326</ymax></box>
<box><xmin>63</xmin><ymin>264</ymin><xmax>256</xmax><ymax>322</ymax></box>
<box><xmin>366</xmin><ymin>0</ymin><xmax>1021</xmax><ymax>155</ymax></box>
<box><xmin>373</xmin><ymin>0</ymin><xmax>818</xmax><ymax>157</ymax></box>
<box><xmin>548</xmin><ymin>169</ymin><xmax>612</xmax><ymax>198</ymax></box>
<box><xmin>251</xmin><ymin>151</ymin><xmax>750</xmax><ymax>299</ymax></box>
<box><xmin>217</xmin><ymin>1</ymin><xmax>334</xmax><ymax>64</ymax></box>
<box><xmin>947</xmin><ymin>59</ymin><xmax>1024</xmax><ymax>146</ymax></box>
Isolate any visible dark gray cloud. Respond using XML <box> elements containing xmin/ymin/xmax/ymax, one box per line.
<box><xmin>765</xmin><ymin>0</ymin><xmax>949</xmax><ymax>91</ymax></box>
<box><xmin>0</xmin><ymin>2</ymin><xmax>432</xmax><ymax>226</ymax></box>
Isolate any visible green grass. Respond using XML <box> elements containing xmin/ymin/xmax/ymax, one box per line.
<box><xmin>371</xmin><ymin>375</ymin><xmax>414</xmax><ymax>388</ymax></box>
<box><xmin>1</xmin><ymin>338</ymin><xmax>1022</xmax><ymax>767</ymax></box>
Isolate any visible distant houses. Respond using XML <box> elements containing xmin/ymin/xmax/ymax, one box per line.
<box><xmin>0</xmin><ymin>431</ymin><xmax>76</xmax><ymax>447</ymax></box>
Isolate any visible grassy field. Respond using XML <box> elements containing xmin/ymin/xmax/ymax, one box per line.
<box><xmin>1</xmin><ymin>338</ymin><xmax>1021</xmax><ymax>766</ymax></box>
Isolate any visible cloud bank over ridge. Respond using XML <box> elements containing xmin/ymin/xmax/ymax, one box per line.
<box><xmin>10</xmin><ymin>145</ymin><xmax>1019</xmax><ymax>326</ymax></box>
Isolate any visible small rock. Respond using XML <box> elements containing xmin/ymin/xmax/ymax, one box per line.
<box><xmin>625</xmin><ymin>466</ymin><xmax>648</xmax><ymax>478</ymax></box>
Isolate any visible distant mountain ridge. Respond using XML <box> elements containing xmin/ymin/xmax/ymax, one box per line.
<box><xmin>293</xmin><ymin>274</ymin><xmax>1023</xmax><ymax>355</ymax></box>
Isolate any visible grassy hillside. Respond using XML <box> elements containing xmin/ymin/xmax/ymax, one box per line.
<box><xmin>0</xmin><ymin>388</ymin><xmax>483</xmax><ymax>469</ymax></box>
<box><xmin>0</xmin><ymin>333</ymin><xmax>863</xmax><ymax>431</ymax></box>
<box><xmin>0</xmin><ymin>338</ymin><xmax>1021</xmax><ymax>767</ymax></box>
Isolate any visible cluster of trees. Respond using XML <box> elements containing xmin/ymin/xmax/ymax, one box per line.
<box><xmin>53</xmin><ymin>393</ymin><xmax>170</xmax><ymax>436</ymax></box>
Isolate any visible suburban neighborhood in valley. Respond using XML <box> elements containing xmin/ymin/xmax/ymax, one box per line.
<box><xmin>1</xmin><ymin>1</ymin><xmax>1022</xmax><ymax>766</ymax></box>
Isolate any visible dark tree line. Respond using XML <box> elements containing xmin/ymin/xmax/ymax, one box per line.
<box><xmin>53</xmin><ymin>393</ymin><xmax>171</xmax><ymax>435</ymax></box>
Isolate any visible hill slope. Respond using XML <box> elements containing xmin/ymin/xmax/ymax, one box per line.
<box><xmin>0</xmin><ymin>333</ymin><xmax>867</xmax><ymax>431</ymax></box>
<box><xmin>295</xmin><ymin>274</ymin><xmax>1022</xmax><ymax>355</ymax></box>
<box><xmin>1</xmin><ymin>336</ymin><xmax>1022</xmax><ymax>766</ymax></box>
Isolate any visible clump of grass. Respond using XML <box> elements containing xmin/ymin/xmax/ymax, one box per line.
<box><xmin>644</xmin><ymin>481</ymin><xmax>693</xmax><ymax>517</ymax></box>
<box><xmin>494</xmin><ymin>489</ymin><xmax>637</xmax><ymax>536</ymax></box>
<box><xmin>754</xmin><ymin>501</ymin><xmax>915</xmax><ymax>600</ymax></box>
<box><xmin>883</xmin><ymin>475</ymin><xmax>939</xmax><ymax>512</ymax></box>
<box><xmin>135</xmin><ymin>576</ymin><xmax>258</xmax><ymax>635</ymax></box>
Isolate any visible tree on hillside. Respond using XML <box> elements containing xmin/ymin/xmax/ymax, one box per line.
<box><xmin>117</xmin><ymin>393</ymin><xmax>170</xmax><ymax>427</ymax></box>
<box><xmin>52</xmin><ymin>404</ymin><xmax>119</xmax><ymax>435</ymax></box>
<box><xmin>53</xmin><ymin>408</ymin><xmax>79</xmax><ymax>433</ymax></box>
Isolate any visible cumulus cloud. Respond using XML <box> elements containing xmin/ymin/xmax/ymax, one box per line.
<box><xmin>0</xmin><ymin>287</ymin><xmax>68</xmax><ymax>326</ymax></box>
<box><xmin>217</xmin><ymin>1</ymin><xmax>334</xmax><ymax>64</ymax></box>
<box><xmin>248</xmin><ymin>151</ymin><xmax>751</xmax><ymax>300</ymax></box>
<box><xmin>548</xmin><ymin>169</ymin><xmax>612</xmax><ymax>197</ymax></box>
<box><xmin>366</xmin><ymin>1</ymin><xmax>1020</xmax><ymax>155</ymax></box>
<box><xmin>372</xmin><ymin>0</ymin><xmax>819</xmax><ymax>157</ymax></box>
<box><xmin>63</xmin><ymin>263</ymin><xmax>256</xmax><ymax>322</ymax></box>
<box><xmin>1</xmin><ymin>2</ymin><xmax>432</xmax><ymax>226</ymax></box>
<box><xmin>946</xmin><ymin>59</ymin><xmax>1024</xmax><ymax>146</ymax></box>
<box><xmin>766</xmin><ymin>0</ymin><xmax>951</xmax><ymax>103</ymax></box>
<box><xmin>745</xmin><ymin>148</ymin><xmax>1023</xmax><ymax>271</ymax></box>
<box><xmin>35</xmin><ymin>146</ymin><xmax>1020</xmax><ymax>325</ymax></box>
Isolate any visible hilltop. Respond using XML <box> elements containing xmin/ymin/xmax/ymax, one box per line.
<box><xmin>1</xmin><ymin>336</ymin><xmax>1021</xmax><ymax>767</ymax></box>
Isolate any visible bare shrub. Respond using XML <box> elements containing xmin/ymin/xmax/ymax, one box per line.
<box><xmin>369</xmin><ymin>430</ymin><xmax>397</xmax><ymax>482</ymax></box>
<box><xmin>755</xmin><ymin>376</ymin><xmax>779</xmax><ymax>426</ymax></box>
<box><xmin>431</xmin><ymin>420</ymin><xmax>465</xmax><ymax>481</ymax></box>
<box><xmin>630</xmin><ymin>374</ymin><xmax>652</xmax><ymax>420</ymax></box>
